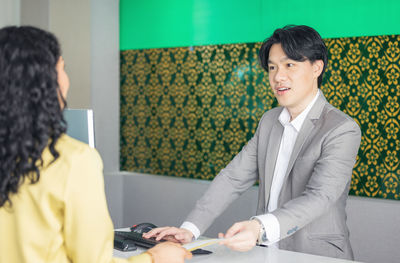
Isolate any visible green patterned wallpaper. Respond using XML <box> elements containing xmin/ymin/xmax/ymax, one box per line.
<box><xmin>120</xmin><ymin>35</ymin><xmax>400</xmax><ymax>200</ymax></box>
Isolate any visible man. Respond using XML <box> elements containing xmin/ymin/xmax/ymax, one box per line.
<box><xmin>144</xmin><ymin>25</ymin><xmax>361</xmax><ymax>260</ymax></box>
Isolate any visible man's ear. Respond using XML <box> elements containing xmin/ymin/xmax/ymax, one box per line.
<box><xmin>313</xmin><ymin>60</ymin><xmax>324</xmax><ymax>78</ymax></box>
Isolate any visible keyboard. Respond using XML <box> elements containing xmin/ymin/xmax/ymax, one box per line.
<box><xmin>114</xmin><ymin>231</ymin><xmax>212</xmax><ymax>255</ymax></box>
<box><xmin>115</xmin><ymin>231</ymin><xmax>159</xmax><ymax>248</ymax></box>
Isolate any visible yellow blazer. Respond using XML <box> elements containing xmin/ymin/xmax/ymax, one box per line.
<box><xmin>0</xmin><ymin>135</ymin><xmax>150</xmax><ymax>263</ymax></box>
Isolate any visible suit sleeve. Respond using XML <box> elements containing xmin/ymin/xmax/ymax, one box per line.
<box><xmin>271</xmin><ymin>119</ymin><xmax>361</xmax><ymax>240</ymax></box>
<box><xmin>185</xmin><ymin>114</ymin><xmax>268</xmax><ymax>234</ymax></box>
<box><xmin>63</xmin><ymin>147</ymin><xmax>151</xmax><ymax>263</ymax></box>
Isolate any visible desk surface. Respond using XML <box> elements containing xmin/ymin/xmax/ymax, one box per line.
<box><xmin>113</xmin><ymin>232</ymin><xmax>360</xmax><ymax>263</ymax></box>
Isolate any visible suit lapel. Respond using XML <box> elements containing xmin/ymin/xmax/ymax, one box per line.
<box><xmin>278</xmin><ymin>92</ymin><xmax>328</xmax><ymax>203</ymax></box>
<box><xmin>285</xmin><ymin>118</ymin><xmax>315</xmax><ymax>181</ymax></box>
<box><xmin>264</xmin><ymin>119</ymin><xmax>284</xmax><ymax>209</ymax></box>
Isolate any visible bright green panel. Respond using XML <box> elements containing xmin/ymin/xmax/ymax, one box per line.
<box><xmin>191</xmin><ymin>0</ymin><xmax>262</xmax><ymax>45</ymax></box>
<box><xmin>261</xmin><ymin>0</ymin><xmax>400</xmax><ymax>40</ymax></box>
<box><xmin>120</xmin><ymin>0</ymin><xmax>194</xmax><ymax>50</ymax></box>
<box><xmin>120</xmin><ymin>0</ymin><xmax>262</xmax><ymax>50</ymax></box>
<box><xmin>120</xmin><ymin>0</ymin><xmax>400</xmax><ymax>50</ymax></box>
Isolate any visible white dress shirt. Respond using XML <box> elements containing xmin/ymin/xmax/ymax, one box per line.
<box><xmin>182</xmin><ymin>90</ymin><xmax>321</xmax><ymax>243</ymax></box>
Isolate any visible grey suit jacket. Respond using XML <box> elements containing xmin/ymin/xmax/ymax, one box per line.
<box><xmin>185</xmin><ymin>91</ymin><xmax>361</xmax><ymax>259</ymax></box>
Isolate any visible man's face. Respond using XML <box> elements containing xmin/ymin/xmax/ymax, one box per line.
<box><xmin>267</xmin><ymin>43</ymin><xmax>322</xmax><ymax>118</ymax></box>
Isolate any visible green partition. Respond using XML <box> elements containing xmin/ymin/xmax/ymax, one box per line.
<box><xmin>120</xmin><ymin>0</ymin><xmax>400</xmax><ymax>50</ymax></box>
<box><xmin>120</xmin><ymin>0</ymin><xmax>400</xmax><ymax>200</ymax></box>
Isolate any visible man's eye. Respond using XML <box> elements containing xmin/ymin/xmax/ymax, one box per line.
<box><xmin>287</xmin><ymin>63</ymin><xmax>294</xmax><ymax>67</ymax></box>
<box><xmin>268</xmin><ymin>66</ymin><xmax>275</xmax><ymax>70</ymax></box>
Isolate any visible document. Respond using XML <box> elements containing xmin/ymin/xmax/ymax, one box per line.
<box><xmin>183</xmin><ymin>238</ymin><xmax>225</xmax><ymax>251</ymax></box>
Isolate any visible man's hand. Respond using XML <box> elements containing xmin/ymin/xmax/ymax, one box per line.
<box><xmin>218</xmin><ymin>220</ymin><xmax>261</xmax><ymax>252</ymax></box>
<box><xmin>147</xmin><ymin>241</ymin><xmax>192</xmax><ymax>263</ymax></box>
<box><xmin>143</xmin><ymin>227</ymin><xmax>194</xmax><ymax>244</ymax></box>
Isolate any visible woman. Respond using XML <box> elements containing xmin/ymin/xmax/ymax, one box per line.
<box><xmin>0</xmin><ymin>26</ymin><xmax>191</xmax><ymax>263</ymax></box>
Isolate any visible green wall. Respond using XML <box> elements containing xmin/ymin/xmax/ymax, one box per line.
<box><xmin>120</xmin><ymin>0</ymin><xmax>400</xmax><ymax>50</ymax></box>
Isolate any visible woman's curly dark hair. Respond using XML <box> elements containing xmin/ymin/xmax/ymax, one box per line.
<box><xmin>0</xmin><ymin>26</ymin><xmax>67</xmax><ymax>207</ymax></box>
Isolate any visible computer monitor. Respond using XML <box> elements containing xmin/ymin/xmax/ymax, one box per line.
<box><xmin>63</xmin><ymin>109</ymin><xmax>95</xmax><ymax>148</ymax></box>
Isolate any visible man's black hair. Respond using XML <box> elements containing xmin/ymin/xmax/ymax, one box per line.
<box><xmin>259</xmin><ymin>25</ymin><xmax>328</xmax><ymax>87</ymax></box>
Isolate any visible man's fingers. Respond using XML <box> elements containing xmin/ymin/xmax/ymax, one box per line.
<box><xmin>143</xmin><ymin>227</ymin><xmax>170</xmax><ymax>238</ymax></box>
<box><xmin>155</xmin><ymin>227</ymin><xmax>180</xmax><ymax>241</ymax></box>
<box><xmin>223</xmin><ymin>237</ymin><xmax>255</xmax><ymax>247</ymax></box>
<box><xmin>220</xmin><ymin>230</ymin><xmax>256</xmax><ymax>252</ymax></box>
<box><xmin>222</xmin><ymin>236</ymin><xmax>254</xmax><ymax>251</ymax></box>
<box><xmin>175</xmin><ymin>233</ymin><xmax>191</xmax><ymax>243</ymax></box>
<box><xmin>163</xmin><ymin>235</ymin><xmax>181</xmax><ymax>243</ymax></box>
<box><xmin>219</xmin><ymin>235</ymin><xmax>240</xmax><ymax>245</ymax></box>
<box><xmin>224</xmin><ymin>222</ymin><xmax>243</xmax><ymax>238</ymax></box>
<box><xmin>143</xmin><ymin>227</ymin><xmax>193</xmax><ymax>244</ymax></box>
<box><xmin>175</xmin><ymin>233</ymin><xmax>184</xmax><ymax>239</ymax></box>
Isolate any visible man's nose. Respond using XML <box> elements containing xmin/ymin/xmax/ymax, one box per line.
<box><xmin>274</xmin><ymin>67</ymin><xmax>287</xmax><ymax>82</ymax></box>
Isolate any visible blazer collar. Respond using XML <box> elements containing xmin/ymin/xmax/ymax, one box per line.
<box><xmin>307</xmin><ymin>89</ymin><xmax>327</xmax><ymax>121</ymax></box>
<box><xmin>277</xmin><ymin>90</ymin><xmax>328</xmax><ymax>203</ymax></box>
<box><xmin>264</xmin><ymin>121</ymin><xmax>284</xmax><ymax>208</ymax></box>
<box><xmin>264</xmin><ymin>90</ymin><xmax>329</xmax><ymax>207</ymax></box>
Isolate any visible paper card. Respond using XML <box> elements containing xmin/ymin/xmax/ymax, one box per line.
<box><xmin>183</xmin><ymin>238</ymin><xmax>224</xmax><ymax>251</ymax></box>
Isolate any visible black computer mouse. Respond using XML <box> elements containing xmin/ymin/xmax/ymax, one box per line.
<box><xmin>130</xmin><ymin>222</ymin><xmax>157</xmax><ymax>234</ymax></box>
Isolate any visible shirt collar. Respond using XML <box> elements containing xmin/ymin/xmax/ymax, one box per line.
<box><xmin>278</xmin><ymin>89</ymin><xmax>320</xmax><ymax>132</ymax></box>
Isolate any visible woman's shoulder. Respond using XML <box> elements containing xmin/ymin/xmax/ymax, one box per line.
<box><xmin>57</xmin><ymin>135</ymin><xmax>100</xmax><ymax>159</ymax></box>
<box><xmin>42</xmin><ymin>134</ymin><xmax>102</xmax><ymax>170</ymax></box>
<box><xmin>37</xmin><ymin>135</ymin><xmax>103</xmax><ymax>201</ymax></box>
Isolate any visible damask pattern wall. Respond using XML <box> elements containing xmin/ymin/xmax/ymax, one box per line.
<box><xmin>120</xmin><ymin>35</ymin><xmax>400</xmax><ymax>200</ymax></box>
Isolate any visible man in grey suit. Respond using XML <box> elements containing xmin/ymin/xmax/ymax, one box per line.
<box><xmin>144</xmin><ymin>25</ymin><xmax>361</xmax><ymax>260</ymax></box>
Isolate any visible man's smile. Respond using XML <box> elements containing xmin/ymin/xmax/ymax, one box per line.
<box><xmin>275</xmin><ymin>85</ymin><xmax>291</xmax><ymax>95</ymax></box>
